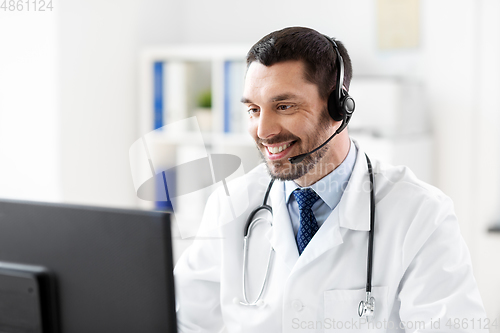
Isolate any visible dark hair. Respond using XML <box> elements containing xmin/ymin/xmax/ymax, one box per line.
<box><xmin>246</xmin><ymin>27</ymin><xmax>352</xmax><ymax>101</ymax></box>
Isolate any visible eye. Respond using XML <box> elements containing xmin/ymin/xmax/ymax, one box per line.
<box><xmin>247</xmin><ymin>107</ymin><xmax>260</xmax><ymax>116</ymax></box>
<box><xmin>277</xmin><ymin>104</ymin><xmax>293</xmax><ymax>111</ymax></box>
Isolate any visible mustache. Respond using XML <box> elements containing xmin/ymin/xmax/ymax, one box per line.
<box><xmin>258</xmin><ymin>135</ymin><xmax>299</xmax><ymax>146</ymax></box>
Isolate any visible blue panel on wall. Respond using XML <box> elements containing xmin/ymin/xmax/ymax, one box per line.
<box><xmin>153</xmin><ymin>61</ymin><xmax>164</xmax><ymax>130</ymax></box>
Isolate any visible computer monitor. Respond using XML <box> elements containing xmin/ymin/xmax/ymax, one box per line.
<box><xmin>0</xmin><ymin>198</ymin><xmax>177</xmax><ymax>333</ymax></box>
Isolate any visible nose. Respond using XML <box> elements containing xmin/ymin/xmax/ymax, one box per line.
<box><xmin>256</xmin><ymin>109</ymin><xmax>281</xmax><ymax>140</ymax></box>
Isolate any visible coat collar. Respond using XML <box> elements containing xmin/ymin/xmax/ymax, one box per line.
<box><xmin>337</xmin><ymin>139</ymin><xmax>372</xmax><ymax>231</ymax></box>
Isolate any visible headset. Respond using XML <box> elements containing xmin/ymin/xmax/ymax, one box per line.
<box><xmin>288</xmin><ymin>36</ymin><xmax>356</xmax><ymax>164</ymax></box>
<box><xmin>325</xmin><ymin>37</ymin><xmax>356</xmax><ymax>132</ymax></box>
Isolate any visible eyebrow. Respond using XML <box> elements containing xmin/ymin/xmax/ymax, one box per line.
<box><xmin>241</xmin><ymin>93</ymin><xmax>300</xmax><ymax>104</ymax></box>
<box><xmin>270</xmin><ymin>93</ymin><xmax>299</xmax><ymax>102</ymax></box>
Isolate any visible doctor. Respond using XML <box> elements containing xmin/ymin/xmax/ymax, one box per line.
<box><xmin>174</xmin><ymin>27</ymin><xmax>487</xmax><ymax>332</ymax></box>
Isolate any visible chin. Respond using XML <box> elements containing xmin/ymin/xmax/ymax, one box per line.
<box><xmin>262</xmin><ymin>145</ymin><xmax>328</xmax><ymax>182</ymax></box>
<box><xmin>265</xmin><ymin>160</ymin><xmax>308</xmax><ymax>181</ymax></box>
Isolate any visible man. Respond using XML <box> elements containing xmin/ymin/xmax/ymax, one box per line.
<box><xmin>174</xmin><ymin>27</ymin><xmax>487</xmax><ymax>332</ymax></box>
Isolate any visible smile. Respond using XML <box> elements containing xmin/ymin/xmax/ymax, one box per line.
<box><xmin>267</xmin><ymin>142</ymin><xmax>292</xmax><ymax>154</ymax></box>
<box><xmin>263</xmin><ymin>141</ymin><xmax>296</xmax><ymax>160</ymax></box>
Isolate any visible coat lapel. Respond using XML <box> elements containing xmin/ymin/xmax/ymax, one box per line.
<box><xmin>292</xmin><ymin>207</ymin><xmax>344</xmax><ymax>272</ymax></box>
<box><xmin>265</xmin><ymin>180</ymin><xmax>299</xmax><ymax>270</ymax></box>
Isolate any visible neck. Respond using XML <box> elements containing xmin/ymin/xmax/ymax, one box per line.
<box><xmin>294</xmin><ymin>131</ymin><xmax>351</xmax><ymax>187</ymax></box>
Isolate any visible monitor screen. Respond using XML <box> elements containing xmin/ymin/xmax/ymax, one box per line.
<box><xmin>0</xmin><ymin>198</ymin><xmax>177</xmax><ymax>333</ymax></box>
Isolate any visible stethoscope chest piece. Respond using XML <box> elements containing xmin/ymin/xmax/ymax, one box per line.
<box><xmin>358</xmin><ymin>292</ymin><xmax>376</xmax><ymax>320</ymax></box>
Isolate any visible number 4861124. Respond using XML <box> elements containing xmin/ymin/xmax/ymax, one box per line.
<box><xmin>1</xmin><ymin>0</ymin><xmax>53</xmax><ymax>11</ymax></box>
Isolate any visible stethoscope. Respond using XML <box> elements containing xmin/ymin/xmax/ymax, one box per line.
<box><xmin>238</xmin><ymin>154</ymin><xmax>377</xmax><ymax>320</ymax></box>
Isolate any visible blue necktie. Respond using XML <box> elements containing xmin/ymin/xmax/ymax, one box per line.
<box><xmin>293</xmin><ymin>188</ymin><xmax>320</xmax><ymax>255</ymax></box>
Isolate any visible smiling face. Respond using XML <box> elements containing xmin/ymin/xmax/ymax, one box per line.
<box><xmin>243</xmin><ymin>60</ymin><xmax>340</xmax><ymax>185</ymax></box>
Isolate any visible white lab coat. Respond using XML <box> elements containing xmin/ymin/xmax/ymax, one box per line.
<box><xmin>174</xmin><ymin>141</ymin><xmax>487</xmax><ymax>333</ymax></box>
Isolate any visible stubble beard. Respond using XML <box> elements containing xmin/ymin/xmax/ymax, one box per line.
<box><xmin>259</xmin><ymin>142</ymin><xmax>328</xmax><ymax>181</ymax></box>
<box><xmin>258</xmin><ymin>109</ymin><xmax>333</xmax><ymax>181</ymax></box>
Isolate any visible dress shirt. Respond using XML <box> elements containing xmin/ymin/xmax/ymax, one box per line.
<box><xmin>285</xmin><ymin>140</ymin><xmax>357</xmax><ymax>236</ymax></box>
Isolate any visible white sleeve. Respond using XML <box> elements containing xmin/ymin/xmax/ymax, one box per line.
<box><xmin>174</xmin><ymin>192</ymin><xmax>225</xmax><ymax>333</ymax></box>
<box><xmin>398</xmin><ymin>197</ymin><xmax>488</xmax><ymax>332</ymax></box>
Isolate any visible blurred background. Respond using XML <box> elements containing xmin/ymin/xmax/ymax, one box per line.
<box><xmin>1</xmin><ymin>0</ymin><xmax>500</xmax><ymax>328</ymax></box>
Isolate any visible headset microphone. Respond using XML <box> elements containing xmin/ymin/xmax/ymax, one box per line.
<box><xmin>288</xmin><ymin>127</ymin><xmax>341</xmax><ymax>164</ymax></box>
<box><xmin>288</xmin><ymin>36</ymin><xmax>355</xmax><ymax>165</ymax></box>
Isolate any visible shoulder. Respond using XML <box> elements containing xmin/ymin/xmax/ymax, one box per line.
<box><xmin>370</xmin><ymin>157</ymin><xmax>456</xmax><ymax>240</ymax></box>
<box><xmin>372</xmin><ymin>158</ymin><xmax>451</xmax><ymax>210</ymax></box>
<box><xmin>370</xmin><ymin>158</ymin><xmax>459</xmax><ymax>259</ymax></box>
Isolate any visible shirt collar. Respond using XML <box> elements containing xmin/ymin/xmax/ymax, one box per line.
<box><xmin>285</xmin><ymin>139</ymin><xmax>357</xmax><ymax>209</ymax></box>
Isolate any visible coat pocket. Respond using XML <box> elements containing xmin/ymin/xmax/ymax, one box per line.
<box><xmin>323</xmin><ymin>286</ymin><xmax>389</xmax><ymax>332</ymax></box>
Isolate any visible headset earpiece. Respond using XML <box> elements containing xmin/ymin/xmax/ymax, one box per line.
<box><xmin>328</xmin><ymin>91</ymin><xmax>343</xmax><ymax>121</ymax></box>
<box><xmin>336</xmin><ymin>92</ymin><xmax>355</xmax><ymax>133</ymax></box>
<box><xmin>329</xmin><ymin>90</ymin><xmax>355</xmax><ymax>134</ymax></box>
<box><xmin>324</xmin><ymin>36</ymin><xmax>355</xmax><ymax>133</ymax></box>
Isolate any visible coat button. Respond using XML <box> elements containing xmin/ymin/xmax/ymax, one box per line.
<box><xmin>291</xmin><ymin>300</ymin><xmax>303</xmax><ymax>312</ymax></box>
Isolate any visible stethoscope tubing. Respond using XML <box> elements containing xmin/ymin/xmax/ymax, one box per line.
<box><xmin>240</xmin><ymin>179</ymin><xmax>275</xmax><ymax>306</ymax></box>
<box><xmin>243</xmin><ymin>179</ymin><xmax>274</xmax><ymax>237</ymax></box>
<box><xmin>241</xmin><ymin>223</ymin><xmax>274</xmax><ymax>306</ymax></box>
<box><xmin>365</xmin><ymin>154</ymin><xmax>375</xmax><ymax>293</ymax></box>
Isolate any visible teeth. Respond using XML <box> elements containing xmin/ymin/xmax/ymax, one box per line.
<box><xmin>268</xmin><ymin>143</ymin><xmax>292</xmax><ymax>154</ymax></box>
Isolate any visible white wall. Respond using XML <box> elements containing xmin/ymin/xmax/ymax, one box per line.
<box><xmin>58</xmin><ymin>0</ymin><xmax>140</xmax><ymax>208</ymax></box>
<box><xmin>474</xmin><ymin>0</ymin><xmax>500</xmax><ymax>325</ymax></box>
<box><xmin>0</xmin><ymin>10</ymin><xmax>60</xmax><ymax>202</ymax></box>
<box><xmin>57</xmin><ymin>0</ymin><xmax>187</xmax><ymax>208</ymax></box>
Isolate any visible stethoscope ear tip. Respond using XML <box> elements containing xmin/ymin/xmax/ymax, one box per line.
<box><xmin>232</xmin><ymin>297</ymin><xmax>239</xmax><ymax>305</ymax></box>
